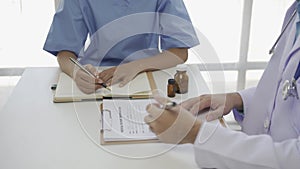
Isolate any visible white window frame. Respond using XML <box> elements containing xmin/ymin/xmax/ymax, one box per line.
<box><xmin>194</xmin><ymin>0</ymin><xmax>267</xmax><ymax>91</ymax></box>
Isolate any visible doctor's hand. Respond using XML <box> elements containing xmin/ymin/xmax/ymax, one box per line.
<box><xmin>98</xmin><ymin>62</ymin><xmax>141</xmax><ymax>87</ymax></box>
<box><xmin>144</xmin><ymin>96</ymin><xmax>202</xmax><ymax>144</ymax></box>
<box><xmin>73</xmin><ymin>64</ymin><xmax>104</xmax><ymax>94</ymax></box>
<box><xmin>180</xmin><ymin>93</ymin><xmax>243</xmax><ymax>121</ymax></box>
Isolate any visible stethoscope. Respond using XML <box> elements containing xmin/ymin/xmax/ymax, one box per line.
<box><xmin>269</xmin><ymin>8</ymin><xmax>300</xmax><ymax>100</ymax></box>
<box><xmin>269</xmin><ymin>10</ymin><xmax>297</xmax><ymax>55</ymax></box>
<box><xmin>282</xmin><ymin>66</ymin><xmax>300</xmax><ymax>100</ymax></box>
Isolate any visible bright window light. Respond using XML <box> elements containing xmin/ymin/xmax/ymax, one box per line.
<box><xmin>248</xmin><ymin>0</ymin><xmax>294</xmax><ymax>62</ymax></box>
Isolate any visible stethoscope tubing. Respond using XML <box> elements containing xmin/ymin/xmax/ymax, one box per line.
<box><xmin>269</xmin><ymin>10</ymin><xmax>297</xmax><ymax>55</ymax></box>
<box><xmin>267</xmin><ymin>8</ymin><xmax>300</xmax><ymax>100</ymax></box>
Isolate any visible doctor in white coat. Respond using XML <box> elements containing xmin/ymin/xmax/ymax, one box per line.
<box><xmin>145</xmin><ymin>1</ymin><xmax>300</xmax><ymax>169</ymax></box>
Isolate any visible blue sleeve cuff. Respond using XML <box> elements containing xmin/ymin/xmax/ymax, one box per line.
<box><xmin>233</xmin><ymin>108</ymin><xmax>244</xmax><ymax>125</ymax></box>
<box><xmin>233</xmin><ymin>87</ymin><xmax>256</xmax><ymax>125</ymax></box>
<box><xmin>43</xmin><ymin>0</ymin><xmax>88</xmax><ymax>57</ymax></box>
<box><xmin>161</xmin><ymin>35</ymin><xmax>199</xmax><ymax>50</ymax></box>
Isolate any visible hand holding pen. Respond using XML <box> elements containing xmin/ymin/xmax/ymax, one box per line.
<box><xmin>144</xmin><ymin>95</ymin><xmax>201</xmax><ymax>144</ymax></box>
<box><xmin>69</xmin><ymin>57</ymin><xmax>110</xmax><ymax>94</ymax></box>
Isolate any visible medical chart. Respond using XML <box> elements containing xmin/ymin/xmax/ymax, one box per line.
<box><xmin>101</xmin><ymin>99</ymin><xmax>157</xmax><ymax>143</ymax></box>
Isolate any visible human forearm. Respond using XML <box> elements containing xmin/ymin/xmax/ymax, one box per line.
<box><xmin>57</xmin><ymin>51</ymin><xmax>77</xmax><ymax>78</ymax></box>
<box><xmin>128</xmin><ymin>48</ymin><xmax>188</xmax><ymax>72</ymax></box>
<box><xmin>227</xmin><ymin>92</ymin><xmax>243</xmax><ymax>111</ymax></box>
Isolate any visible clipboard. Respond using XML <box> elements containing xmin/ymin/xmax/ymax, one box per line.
<box><xmin>99</xmin><ymin>99</ymin><xmax>228</xmax><ymax>145</ymax></box>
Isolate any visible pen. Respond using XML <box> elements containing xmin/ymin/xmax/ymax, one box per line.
<box><xmin>51</xmin><ymin>84</ymin><xmax>57</xmax><ymax>90</ymax></box>
<box><xmin>161</xmin><ymin>101</ymin><xmax>177</xmax><ymax>109</ymax></box>
<box><xmin>69</xmin><ymin>57</ymin><xmax>109</xmax><ymax>89</ymax></box>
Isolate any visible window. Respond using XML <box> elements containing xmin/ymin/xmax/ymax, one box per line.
<box><xmin>184</xmin><ymin>0</ymin><xmax>294</xmax><ymax>91</ymax></box>
<box><xmin>248</xmin><ymin>0</ymin><xmax>294</xmax><ymax>62</ymax></box>
<box><xmin>184</xmin><ymin>0</ymin><xmax>243</xmax><ymax>63</ymax></box>
<box><xmin>0</xmin><ymin>0</ymin><xmax>57</xmax><ymax>68</ymax></box>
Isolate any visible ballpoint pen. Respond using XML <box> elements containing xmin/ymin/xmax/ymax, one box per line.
<box><xmin>161</xmin><ymin>101</ymin><xmax>177</xmax><ymax>109</ymax></box>
<box><xmin>69</xmin><ymin>57</ymin><xmax>109</xmax><ymax>90</ymax></box>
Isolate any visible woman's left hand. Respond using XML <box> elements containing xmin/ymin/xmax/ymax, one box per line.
<box><xmin>98</xmin><ymin>62</ymin><xmax>141</xmax><ymax>87</ymax></box>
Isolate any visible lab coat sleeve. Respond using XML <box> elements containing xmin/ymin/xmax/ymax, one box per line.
<box><xmin>157</xmin><ymin>0</ymin><xmax>199</xmax><ymax>50</ymax></box>
<box><xmin>194</xmin><ymin>122</ymin><xmax>300</xmax><ymax>169</ymax></box>
<box><xmin>232</xmin><ymin>87</ymin><xmax>256</xmax><ymax>126</ymax></box>
<box><xmin>43</xmin><ymin>0</ymin><xmax>88</xmax><ymax>56</ymax></box>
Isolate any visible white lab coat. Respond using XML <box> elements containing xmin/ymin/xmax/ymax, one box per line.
<box><xmin>193</xmin><ymin>2</ymin><xmax>300</xmax><ymax>169</ymax></box>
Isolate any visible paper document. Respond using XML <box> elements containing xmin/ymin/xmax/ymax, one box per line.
<box><xmin>101</xmin><ymin>99</ymin><xmax>157</xmax><ymax>143</ymax></box>
<box><xmin>53</xmin><ymin>71</ymin><xmax>154</xmax><ymax>102</ymax></box>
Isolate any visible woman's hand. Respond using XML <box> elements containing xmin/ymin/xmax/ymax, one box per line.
<box><xmin>180</xmin><ymin>93</ymin><xmax>243</xmax><ymax>121</ymax></box>
<box><xmin>144</xmin><ymin>96</ymin><xmax>201</xmax><ymax>144</ymax></box>
<box><xmin>73</xmin><ymin>64</ymin><xmax>104</xmax><ymax>94</ymax></box>
<box><xmin>98</xmin><ymin>62</ymin><xmax>141</xmax><ymax>87</ymax></box>
<box><xmin>98</xmin><ymin>48</ymin><xmax>188</xmax><ymax>87</ymax></box>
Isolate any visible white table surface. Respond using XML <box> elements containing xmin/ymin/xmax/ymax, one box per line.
<box><xmin>0</xmin><ymin>66</ymin><xmax>209</xmax><ymax>169</ymax></box>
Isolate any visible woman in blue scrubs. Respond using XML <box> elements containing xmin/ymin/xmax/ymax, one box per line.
<box><xmin>44</xmin><ymin>0</ymin><xmax>199</xmax><ymax>93</ymax></box>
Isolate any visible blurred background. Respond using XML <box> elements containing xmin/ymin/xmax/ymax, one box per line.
<box><xmin>0</xmin><ymin>0</ymin><xmax>294</xmax><ymax>128</ymax></box>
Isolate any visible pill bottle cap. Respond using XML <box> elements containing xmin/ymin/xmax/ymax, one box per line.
<box><xmin>168</xmin><ymin>79</ymin><xmax>176</xmax><ymax>84</ymax></box>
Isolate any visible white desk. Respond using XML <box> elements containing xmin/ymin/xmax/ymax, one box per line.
<box><xmin>0</xmin><ymin>66</ymin><xmax>209</xmax><ymax>169</ymax></box>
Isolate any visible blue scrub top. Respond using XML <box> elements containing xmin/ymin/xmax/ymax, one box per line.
<box><xmin>43</xmin><ymin>0</ymin><xmax>199</xmax><ymax>66</ymax></box>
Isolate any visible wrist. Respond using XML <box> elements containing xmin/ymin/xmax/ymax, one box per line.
<box><xmin>184</xmin><ymin>120</ymin><xmax>201</xmax><ymax>144</ymax></box>
<box><xmin>229</xmin><ymin>92</ymin><xmax>243</xmax><ymax>111</ymax></box>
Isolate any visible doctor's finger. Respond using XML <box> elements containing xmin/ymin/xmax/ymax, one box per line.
<box><xmin>146</xmin><ymin>104</ymin><xmax>165</xmax><ymax>120</ymax></box>
<box><xmin>206</xmin><ymin>108</ymin><xmax>224</xmax><ymax>122</ymax></box>
<box><xmin>180</xmin><ymin>98</ymin><xmax>199</xmax><ymax>109</ymax></box>
<box><xmin>144</xmin><ymin>117</ymin><xmax>159</xmax><ymax>135</ymax></box>
<box><xmin>144</xmin><ymin>114</ymin><xmax>155</xmax><ymax>124</ymax></box>
<box><xmin>181</xmin><ymin>95</ymin><xmax>209</xmax><ymax>109</ymax></box>
<box><xmin>184</xmin><ymin>99</ymin><xmax>211</xmax><ymax>115</ymax></box>
<box><xmin>189</xmin><ymin>103</ymin><xmax>202</xmax><ymax>115</ymax></box>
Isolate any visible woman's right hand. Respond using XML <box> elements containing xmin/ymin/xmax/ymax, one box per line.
<box><xmin>180</xmin><ymin>93</ymin><xmax>243</xmax><ymax>121</ymax></box>
<box><xmin>73</xmin><ymin>64</ymin><xmax>104</xmax><ymax>94</ymax></box>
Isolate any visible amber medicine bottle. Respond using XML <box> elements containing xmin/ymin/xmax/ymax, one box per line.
<box><xmin>167</xmin><ymin>79</ymin><xmax>176</xmax><ymax>97</ymax></box>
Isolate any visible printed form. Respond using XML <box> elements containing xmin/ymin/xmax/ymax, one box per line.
<box><xmin>102</xmin><ymin>99</ymin><xmax>157</xmax><ymax>142</ymax></box>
